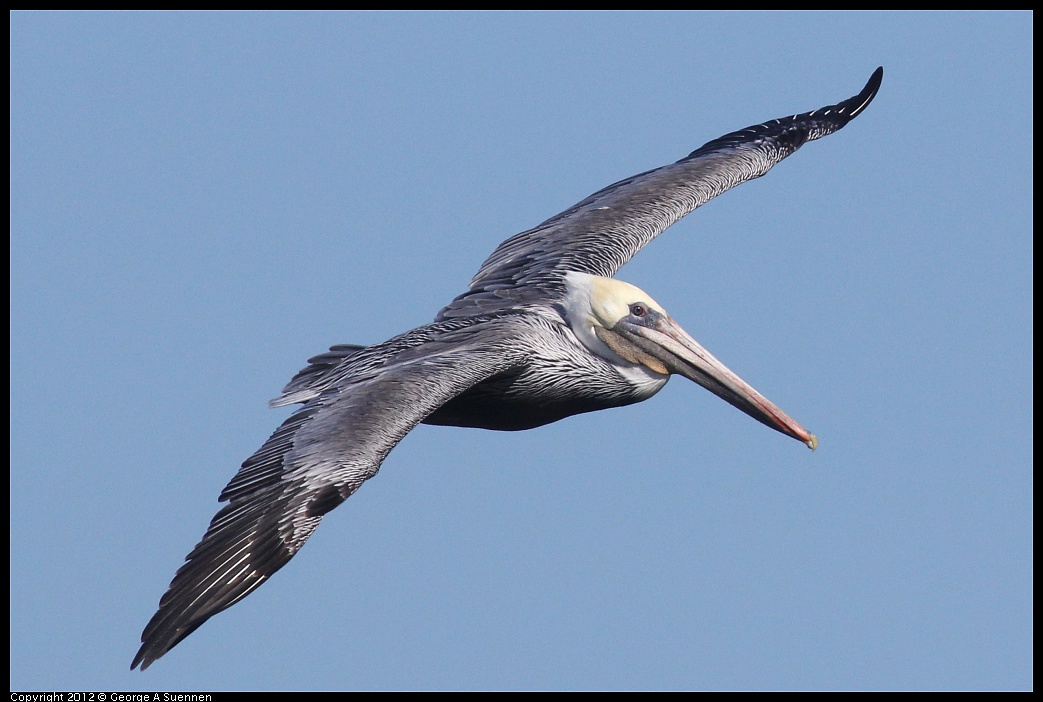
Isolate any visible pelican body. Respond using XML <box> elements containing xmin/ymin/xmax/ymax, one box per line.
<box><xmin>133</xmin><ymin>68</ymin><xmax>882</xmax><ymax>669</ymax></box>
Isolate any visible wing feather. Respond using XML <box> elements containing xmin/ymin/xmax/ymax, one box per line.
<box><xmin>438</xmin><ymin>68</ymin><xmax>882</xmax><ymax>320</ymax></box>
<box><xmin>132</xmin><ymin>315</ymin><xmax>532</xmax><ymax>670</ymax></box>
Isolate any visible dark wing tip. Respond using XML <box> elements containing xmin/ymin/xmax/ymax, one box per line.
<box><xmin>681</xmin><ymin>67</ymin><xmax>884</xmax><ymax>163</ymax></box>
<box><xmin>808</xmin><ymin>66</ymin><xmax>884</xmax><ymax>121</ymax></box>
<box><xmin>131</xmin><ymin>532</ymin><xmax>292</xmax><ymax>671</ymax></box>
<box><xmin>846</xmin><ymin>66</ymin><xmax>884</xmax><ymax>119</ymax></box>
<box><xmin>132</xmin><ymin>622</ymin><xmax>203</xmax><ymax>671</ymax></box>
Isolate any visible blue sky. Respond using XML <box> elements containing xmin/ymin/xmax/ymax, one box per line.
<box><xmin>10</xmin><ymin>11</ymin><xmax>1031</xmax><ymax>691</ymax></box>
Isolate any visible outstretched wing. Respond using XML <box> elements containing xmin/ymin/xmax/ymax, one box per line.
<box><xmin>132</xmin><ymin>316</ymin><xmax>531</xmax><ymax>670</ymax></box>
<box><xmin>438</xmin><ymin>68</ymin><xmax>882</xmax><ymax>320</ymax></box>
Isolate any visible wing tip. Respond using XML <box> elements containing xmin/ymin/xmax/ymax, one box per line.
<box><xmin>131</xmin><ymin>602</ymin><xmax>204</xmax><ymax>671</ymax></box>
<box><xmin>131</xmin><ymin>652</ymin><xmax>153</xmax><ymax>671</ymax></box>
<box><xmin>130</xmin><ymin>640</ymin><xmax>165</xmax><ymax>671</ymax></box>
<box><xmin>131</xmin><ymin>627</ymin><xmax>196</xmax><ymax>671</ymax></box>
<box><xmin>848</xmin><ymin>66</ymin><xmax>884</xmax><ymax>119</ymax></box>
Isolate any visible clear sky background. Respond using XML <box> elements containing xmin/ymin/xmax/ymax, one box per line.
<box><xmin>10</xmin><ymin>11</ymin><xmax>1031</xmax><ymax>692</ymax></box>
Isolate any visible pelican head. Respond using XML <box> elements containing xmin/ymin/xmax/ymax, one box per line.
<box><xmin>564</xmin><ymin>272</ymin><xmax>817</xmax><ymax>449</ymax></box>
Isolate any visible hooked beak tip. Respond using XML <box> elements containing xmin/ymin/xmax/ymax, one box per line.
<box><xmin>623</xmin><ymin>317</ymin><xmax>819</xmax><ymax>451</ymax></box>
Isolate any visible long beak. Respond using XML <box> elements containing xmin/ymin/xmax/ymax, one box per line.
<box><xmin>617</xmin><ymin>317</ymin><xmax>817</xmax><ymax>449</ymax></box>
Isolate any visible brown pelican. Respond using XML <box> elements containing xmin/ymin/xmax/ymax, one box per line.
<box><xmin>132</xmin><ymin>67</ymin><xmax>882</xmax><ymax>670</ymax></box>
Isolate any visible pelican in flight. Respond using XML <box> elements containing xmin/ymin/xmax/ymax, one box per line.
<box><xmin>133</xmin><ymin>68</ymin><xmax>882</xmax><ymax>669</ymax></box>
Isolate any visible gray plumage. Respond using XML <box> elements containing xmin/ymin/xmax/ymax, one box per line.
<box><xmin>133</xmin><ymin>68</ymin><xmax>882</xmax><ymax>670</ymax></box>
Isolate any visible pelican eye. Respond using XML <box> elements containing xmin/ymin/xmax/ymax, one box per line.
<box><xmin>629</xmin><ymin>303</ymin><xmax>648</xmax><ymax>318</ymax></box>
